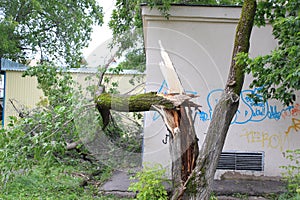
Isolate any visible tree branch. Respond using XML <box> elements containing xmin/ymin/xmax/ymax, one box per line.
<box><xmin>95</xmin><ymin>92</ymin><xmax>175</xmax><ymax>112</ymax></box>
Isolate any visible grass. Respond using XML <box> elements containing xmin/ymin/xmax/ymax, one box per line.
<box><xmin>0</xmin><ymin>164</ymin><xmax>131</xmax><ymax>200</ymax></box>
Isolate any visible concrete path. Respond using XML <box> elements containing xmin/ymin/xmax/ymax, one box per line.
<box><xmin>100</xmin><ymin>170</ymin><xmax>287</xmax><ymax>199</ymax></box>
<box><xmin>100</xmin><ymin>170</ymin><xmax>136</xmax><ymax>198</ymax></box>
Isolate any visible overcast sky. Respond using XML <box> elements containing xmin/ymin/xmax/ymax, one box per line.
<box><xmin>82</xmin><ymin>0</ymin><xmax>116</xmax><ymax>58</ymax></box>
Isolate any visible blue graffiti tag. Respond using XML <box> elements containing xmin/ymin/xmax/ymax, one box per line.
<box><xmin>201</xmin><ymin>88</ymin><xmax>295</xmax><ymax>124</ymax></box>
<box><xmin>152</xmin><ymin>81</ymin><xmax>296</xmax><ymax>124</ymax></box>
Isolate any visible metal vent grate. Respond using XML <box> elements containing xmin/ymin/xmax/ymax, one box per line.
<box><xmin>217</xmin><ymin>152</ymin><xmax>264</xmax><ymax>171</ymax></box>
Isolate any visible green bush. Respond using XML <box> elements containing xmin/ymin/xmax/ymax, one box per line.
<box><xmin>129</xmin><ymin>164</ymin><xmax>169</xmax><ymax>200</ymax></box>
<box><xmin>280</xmin><ymin>149</ymin><xmax>300</xmax><ymax>199</ymax></box>
<box><xmin>0</xmin><ymin>64</ymin><xmax>81</xmax><ymax>182</ymax></box>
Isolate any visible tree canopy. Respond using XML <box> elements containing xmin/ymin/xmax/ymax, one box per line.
<box><xmin>0</xmin><ymin>0</ymin><xmax>103</xmax><ymax>67</ymax></box>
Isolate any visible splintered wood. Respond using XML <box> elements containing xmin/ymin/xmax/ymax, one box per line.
<box><xmin>151</xmin><ymin>41</ymin><xmax>201</xmax><ymax>198</ymax></box>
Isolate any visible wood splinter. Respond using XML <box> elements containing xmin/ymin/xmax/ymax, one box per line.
<box><xmin>151</xmin><ymin>40</ymin><xmax>201</xmax><ymax>199</ymax></box>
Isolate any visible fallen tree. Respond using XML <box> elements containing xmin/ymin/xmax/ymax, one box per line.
<box><xmin>95</xmin><ymin>92</ymin><xmax>174</xmax><ymax>112</ymax></box>
<box><xmin>94</xmin><ymin>0</ymin><xmax>256</xmax><ymax>199</ymax></box>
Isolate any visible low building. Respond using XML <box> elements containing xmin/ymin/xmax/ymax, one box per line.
<box><xmin>0</xmin><ymin>58</ymin><xmax>144</xmax><ymax>127</ymax></box>
<box><xmin>141</xmin><ymin>5</ymin><xmax>300</xmax><ymax>178</ymax></box>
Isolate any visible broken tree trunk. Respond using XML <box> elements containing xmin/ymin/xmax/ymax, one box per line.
<box><xmin>95</xmin><ymin>87</ymin><xmax>200</xmax><ymax>200</ymax></box>
<box><xmin>170</xmin><ymin>106</ymin><xmax>199</xmax><ymax>200</ymax></box>
<box><xmin>152</xmin><ymin>103</ymin><xmax>199</xmax><ymax>200</ymax></box>
<box><xmin>94</xmin><ymin>37</ymin><xmax>201</xmax><ymax>196</ymax></box>
<box><xmin>183</xmin><ymin>0</ymin><xmax>257</xmax><ymax>199</ymax></box>
<box><xmin>151</xmin><ymin>40</ymin><xmax>201</xmax><ymax>200</ymax></box>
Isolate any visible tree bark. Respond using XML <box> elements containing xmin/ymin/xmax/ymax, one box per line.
<box><xmin>95</xmin><ymin>92</ymin><xmax>174</xmax><ymax>112</ymax></box>
<box><xmin>184</xmin><ymin>1</ymin><xmax>257</xmax><ymax>199</ymax></box>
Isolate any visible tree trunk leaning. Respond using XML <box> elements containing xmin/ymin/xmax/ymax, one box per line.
<box><xmin>184</xmin><ymin>0</ymin><xmax>257</xmax><ymax>199</ymax></box>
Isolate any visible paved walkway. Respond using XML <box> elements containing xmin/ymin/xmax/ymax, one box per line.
<box><xmin>100</xmin><ymin>170</ymin><xmax>287</xmax><ymax>199</ymax></box>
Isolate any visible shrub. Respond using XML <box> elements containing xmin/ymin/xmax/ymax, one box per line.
<box><xmin>129</xmin><ymin>164</ymin><xmax>169</xmax><ymax>200</ymax></box>
<box><xmin>280</xmin><ymin>149</ymin><xmax>300</xmax><ymax>199</ymax></box>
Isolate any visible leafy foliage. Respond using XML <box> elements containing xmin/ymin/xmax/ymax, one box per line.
<box><xmin>0</xmin><ymin>19</ymin><xmax>20</xmax><ymax>61</ymax></box>
<box><xmin>118</xmin><ymin>48</ymin><xmax>146</xmax><ymax>72</ymax></box>
<box><xmin>244</xmin><ymin>0</ymin><xmax>300</xmax><ymax>105</ymax></box>
<box><xmin>0</xmin><ymin>0</ymin><xmax>103</xmax><ymax>67</ymax></box>
<box><xmin>23</xmin><ymin>63</ymin><xmax>75</xmax><ymax>106</ymax></box>
<box><xmin>280</xmin><ymin>149</ymin><xmax>300</xmax><ymax>199</ymax></box>
<box><xmin>0</xmin><ymin>62</ymin><xmax>144</xmax><ymax>187</ymax></box>
<box><xmin>0</xmin><ymin>64</ymin><xmax>82</xmax><ymax>183</ymax></box>
<box><xmin>129</xmin><ymin>164</ymin><xmax>170</xmax><ymax>200</ymax></box>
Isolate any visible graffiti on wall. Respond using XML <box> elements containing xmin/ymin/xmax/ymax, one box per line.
<box><xmin>240</xmin><ymin>118</ymin><xmax>300</xmax><ymax>151</ymax></box>
<box><xmin>281</xmin><ymin>104</ymin><xmax>300</xmax><ymax>119</ymax></box>
<box><xmin>154</xmin><ymin>81</ymin><xmax>300</xmax><ymax>147</ymax></box>
<box><xmin>196</xmin><ymin>88</ymin><xmax>299</xmax><ymax>124</ymax></box>
<box><xmin>240</xmin><ymin>129</ymin><xmax>288</xmax><ymax>151</ymax></box>
<box><xmin>154</xmin><ymin>81</ymin><xmax>299</xmax><ymax>124</ymax></box>
<box><xmin>285</xmin><ymin>118</ymin><xmax>300</xmax><ymax>135</ymax></box>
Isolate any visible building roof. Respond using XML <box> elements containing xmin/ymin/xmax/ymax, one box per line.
<box><xmin>1</xmin><ymin>58</ymin><xmax>27</xmax><ymax>72</ymax></box>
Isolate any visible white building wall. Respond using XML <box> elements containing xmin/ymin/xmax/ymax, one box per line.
<box><xmin>142</xmin><ymin>5</ymin><xmax>300</xmax><ymax>177</ymax></box>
